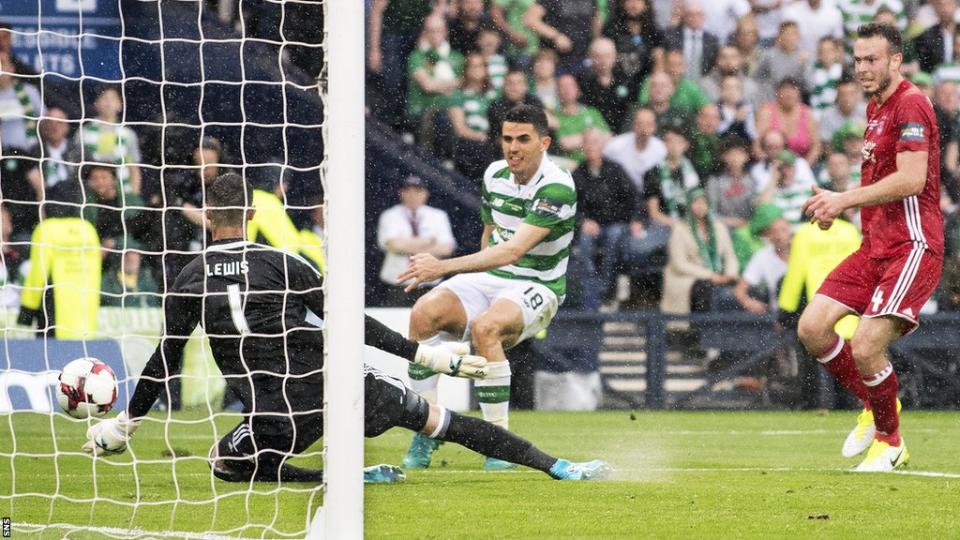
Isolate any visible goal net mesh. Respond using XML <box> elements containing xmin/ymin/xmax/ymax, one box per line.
<box><xmin>0</xmin><ymin>0</ymin><xmax>330</xmax><ymax>537</ymax></box>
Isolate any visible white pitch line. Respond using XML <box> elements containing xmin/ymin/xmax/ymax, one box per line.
<box><xmin>414</xmin><ymin>466</ymin><xmax>960</xmax><ymax>477</ymax></box>
<box><xmin>892</xmin><ymin>470</ymin><xmax>960</xmax><ymax>479</ymax></box>
<box><xmin>643</xmin><ymin>428</ymin><xmax>946</xmax><ymax>436</ymax></box>
<box><xmin>15</xmin><ymin>522</ymin><xmax>248</xmax><ymax>540</ymax></box>
<box><xmin>15</xmin><ymin>466</ymin><xmax>960</xmax><ymax>480</ymax></box>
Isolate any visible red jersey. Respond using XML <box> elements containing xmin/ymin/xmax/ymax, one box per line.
<box><xmin>861</xmin><ymin>80</ymin><xmax>943</xmax><ymax>259</ymax></box>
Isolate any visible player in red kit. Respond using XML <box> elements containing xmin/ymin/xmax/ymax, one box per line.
<box><xmin>800</xmin><ymin>23</ymin><xmax>942</xmax><ymax>472</ymax></box>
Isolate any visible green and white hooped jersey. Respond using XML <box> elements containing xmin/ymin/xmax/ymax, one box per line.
<box><xmin>480</xmin><ymin>157</ymin><xmax>576</xmax><ymax>299</ymax></box>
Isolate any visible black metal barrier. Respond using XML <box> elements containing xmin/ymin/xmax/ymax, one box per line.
<box><xmin>531</xmin><ymin>311</ymin><xmax>960</xmax><ymax>410</ymax></box>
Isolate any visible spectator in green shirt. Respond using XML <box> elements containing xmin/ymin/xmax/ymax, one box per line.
<box><xmin>81</xmin><ymin>163</ymin><xmax>148</xmax><ymax>273</ymax></box>
<box><xmin>530</xmin><ymin>47</ymin><xmax>560</xmax><ymax>112</ymax></box>
<box><xmin>368</xmin><ymin>0</ymin><xmax>433</xmax><ymax>129</ymax></box>
<box><xmin>490</xmin><ymin>0</ymin><xmax>540</xmax><ymax>65</ymax></box>
<box><xmin>644</xmin><ymin>71</ymin><xmax>694</xmax><ymax>136</ymax></box>
<box><xmin>448</xmin><ymin>52</ymin><xmax>499</xmax><ymax>179</ymax></box>
<box><xmin>689</xmin><ymin>104</ymin><xmax>723</xmax><ymax>180</ymax></box>
<box><xmin>101</xmin><ymin>239</ymin><xmax>160</xmax><ymax>308</ymax></box>
<box><xmin>477</xmin><ymin>28</ymin><xmax>509</xmax><ymax>91</ymax></box>
<box><xmin>554</xmin><ymin>74</ymin><xmax>610</xmax><ymax>166</ymax></box>
<box><xmin>637</xmin><ymin>48</ymin><xmax>710</xmax><ymax>117</ymax></box>
<box><xmin>407</xmin><ymin>15</ymin><xmax>465</xmax><ymax>150</ymax></box>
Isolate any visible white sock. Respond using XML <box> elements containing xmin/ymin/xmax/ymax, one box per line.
<box><xmin>408</xmin><ymin>335</ymin><xmax>442</xmax><ymax>402</ymax></box>
<box><xmin>474</xmin><ymin>361</ymin><xmax>511</xmax><ymax>429</ymax></box>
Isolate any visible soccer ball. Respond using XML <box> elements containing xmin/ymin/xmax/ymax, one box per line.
<box><xmin>57</xmin><ymin>358</ymin><xmax>118</xmax><ymax>419</ymax></box>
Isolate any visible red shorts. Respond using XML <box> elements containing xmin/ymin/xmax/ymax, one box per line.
<box><xmin>817</xmin><ymin>246</ymin><xmax>942</xmax><ymax>333</ymax></box>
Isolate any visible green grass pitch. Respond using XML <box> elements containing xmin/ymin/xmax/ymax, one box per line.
<box><xmin>2</xmin><ymin>410</ymin><xmax>959</xmax><ymax>538</ymax></box>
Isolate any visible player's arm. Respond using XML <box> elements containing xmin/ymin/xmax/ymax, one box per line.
<box><xmin>17</xmin><ymin>222</ymin><xmax>50</xmax><ymax>327</ymax></box>
<box><xmin>83</xmin><ymin>287</ymin><xmax>201</xmax><ymax>456</ymax></box>
<box><xmin>365</xmin><ymin>316</ymin><xmax>487</xmax><ymax>379</ymax></box>
<box><xmin>490</xmin><ymin>2</ymin><xmax>528</xmax><ymax>48</ymax></box>
<box><xmin>284</xmin><ymin>254</ymin><xmax>485</xmax><ymax>377</ymax></box>
<box><xmin>402</xmin><ymin>181</ymin><xmax>574</xmax><ymax>288</ymax></box>
<box><xmin>804</xmin><ymin>150</ymin><xmax>928</xmax><ymax>225</ymax></box>
<box><xmin>838</xmin><ymin>150</ymin><xmax>928</xmax><ymax>207</ymax></box>
<box><xmin>367</xmin><ymin>0</ymin><xmax>387</xmax><ymax>72</ymax></box>
<box><xmin>480</xmin><ymin>223</ymin><xmax>495</xmax><ymax>250</ymax></box>
<box><xmin>479</xmin><ymin>178</ymin><xmax>496</xmax><ymax>250</ymax></box>
<box><xmin>398</xmin><ymin>222</ymin><xmax>551</xmax><ymax>290</ymax></box>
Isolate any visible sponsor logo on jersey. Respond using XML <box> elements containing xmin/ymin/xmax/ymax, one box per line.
<box><xmin>206</xmin><ymin>260</ymin><xmax>250</xmax><ymax>277</ymax></box>
<box><xmin>862</xmin><ymin>141</ymin><xmax>877</xmax><ymax>163</ymax></box>
<box><xmin>492</xmin><ymin>197</ymin><xmax>525</xmax><ymax>214</ymax></box>
<box><xmin>533</xmin><ymin>198</ymin><xmax>563</xmax><ymax>217</ymax></box>
<box><xmin>900</xmin><ymin>123</ymin><xmax>925</xmax><ymax>142</ymax></box>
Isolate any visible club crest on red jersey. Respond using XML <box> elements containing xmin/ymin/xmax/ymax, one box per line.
<box><xmin>862</xmin><ymin>141</ymin><xmax>877</xmax><ymax>163</ymax></box>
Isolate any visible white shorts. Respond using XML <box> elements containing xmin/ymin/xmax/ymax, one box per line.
<box><xmin>438</xmin><ymin>272</ymin><xmax>560</xmax><ymax>346</ymax></box>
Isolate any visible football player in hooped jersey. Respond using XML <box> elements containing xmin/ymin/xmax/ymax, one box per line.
<box><xmin>82</xmin><ymin>173</ymin><xmax>610</xmax><ymax>483</ymax></box>
<box><xmin>398</xmin><ymin>104</ymin><xmax>578</xmax><ymax>470</ymax></box>
<box><xmin>801</xmin><ymin>23</ymin><xmax>943</xmax><ymax>472</ymax></box>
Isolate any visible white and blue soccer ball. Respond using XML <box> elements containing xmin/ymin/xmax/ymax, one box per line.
<box><xmin>57</xmin><ymin>357</ymin><xmax>118</xmax><ymax>419</ymax></box>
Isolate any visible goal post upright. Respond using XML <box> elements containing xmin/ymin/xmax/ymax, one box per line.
<box><xmin>314</xmin><ymin>0</ymin><xmax>366</xmax><ymax>536</ymax></box>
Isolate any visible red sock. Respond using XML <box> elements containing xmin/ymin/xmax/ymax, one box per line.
<box><xmin>864</xmin><ymin>364</ymin><xmax>900</xmax><ymax>444</ymax></box>
<box><xmin>816</xmin><ymin>337</ymin><xmax>871</xmax><ymax>406</ymax></box>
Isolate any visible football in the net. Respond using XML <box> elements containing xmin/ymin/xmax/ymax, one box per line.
<box><xmin>57</xmin><ymin>358</ymin><xmax>118</xmax><ymax>419</ymax></box>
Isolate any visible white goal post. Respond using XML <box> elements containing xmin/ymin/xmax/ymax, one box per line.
<box><xmin>0</xmin><ymin>0</ymin><xmax>365</xmax><ymax>536</ymax></box>
<box><xmin>315</xmin><ymin>0</ymin><xmax>366</xmax><ymax>536</ymax></box>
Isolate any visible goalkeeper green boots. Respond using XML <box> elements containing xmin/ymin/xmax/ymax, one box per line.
<box><xmin>401</xmin><ymin>432</ymin><xmax>442</xmax><ymax>469</ymax></box>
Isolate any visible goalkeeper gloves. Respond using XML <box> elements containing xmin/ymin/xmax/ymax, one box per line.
<box><xmin>414</xmin><ymin>342</ymin><xmax>488</xmax><ymax>379</ymax></box>
<box><xmin>82</xmin><ymin>411</ymin><xmax>142</xmax><ymax>456</ymax></box>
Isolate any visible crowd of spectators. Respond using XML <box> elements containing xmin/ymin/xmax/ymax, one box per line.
<box><xmin>6</xmin><ymin>0</ymin><xmax>960</xmax><ymax>329</ymax></box>
<box><xmin>0</xmin><ymin>24</ymin><xmax>325</xmax><ymax>338</ymax></box>
<box><xmin>366</xmin><ymin>0</ymin><xmax>960</xmax><ymax>322</ymax></box>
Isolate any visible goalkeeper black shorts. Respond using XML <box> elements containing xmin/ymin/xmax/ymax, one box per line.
<box><xmin>363</xmin><ymin>364</ymin><xmax>431</xmax><ymax>437</ymax></box>
<box><xmin>220</xmin><ymin>364</ymin><xmax>431</xmax><ymax>459</ymax></box>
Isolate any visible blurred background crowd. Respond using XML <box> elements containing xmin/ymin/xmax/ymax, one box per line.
<box><xmin>4</xmin><ymin>0</ymin><xmax>960</xmax><ymax>329</ymax></box>
<box><xmin>0</xmin><ymin>4</ymin><xmax>327</xmax><ymax>336</ymax></box>
<box><xmin>364</xmin><ymin>0</ymin><xmax>960</xmax><ymax>323</ymax></box>
<box><xmin>1</xmin><ymin>0</ymin><xmax>959</xmax><ymax>408</ymax></box>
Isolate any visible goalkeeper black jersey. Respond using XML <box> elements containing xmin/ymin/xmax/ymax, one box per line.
<box><xmin>128</xmin><ymin>238</ymin><xmax>326</xmax><ymax>417</ymax></box>
<box><xmin>128</xmin><ymin>237</ymin><xmax>419</xmax><ymax>418</ymax></box>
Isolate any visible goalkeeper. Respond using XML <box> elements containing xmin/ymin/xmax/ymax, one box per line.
<box><xmin>83</xmin><ymin>172</ymin><xmax>610</xmax><ymax>483</ymax></box>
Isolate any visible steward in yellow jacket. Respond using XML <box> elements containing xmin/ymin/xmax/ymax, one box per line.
<box><xmin>17</xmin><ymin>187</ymin><xmax>101</xmax><ymax>339</ymax></box>
<box><xmin>778</xmin><ymin>219</ymin><xmax>861</xmax><ymax>338</ymax></box>
<box><xmin>246</xmin><ymin>186</ymin><xmax>325</xmax><ymax>272</ymax></box>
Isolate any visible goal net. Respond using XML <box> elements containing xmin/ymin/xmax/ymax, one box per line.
<box><xmin>0</xmin><ymin>0</ymin><xmax>364</xmax><ymax>537</ymax></box>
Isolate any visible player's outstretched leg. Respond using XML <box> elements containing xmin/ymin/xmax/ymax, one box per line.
<box><xmin>402</xmin><ymin>288</ymin><xmax>469</xmax><ymax>469</ymax></box>
<box><xmin>209</xmin><ymin>422</ymin><xmax>406</xmax><ymax>483</ymax></box>
<box><xmin>207</xmin><ymin>424</ymin><xmax>325</xmax><ymax>482</ymax></box>
<box><xmin>472</xmin><ymin>360</ymin><xmax>515</xmax><ymax>471</ymax></box>
<box><xmin>362</xmin><ymin>464</ymin><xmax>408</xmax><ymax>484</ymax></box>
<box><xmin>403</xmin><ymin>357</ymin><xmax>443</xmax><ymax>469</ymax></box>
<box><xmin>423</xmin><ymin>404</ymin><xmax>611</xmax><ymax>480</ymax></box>
<box><xmin>469</xmin><ymin>300</ymin><xmax>524</xmax><ymax>471</ymax></box>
